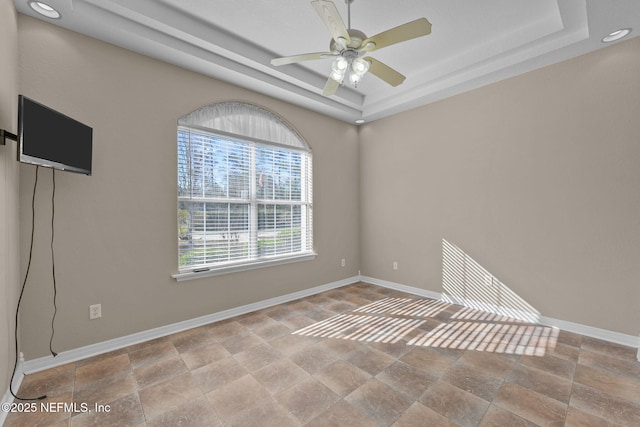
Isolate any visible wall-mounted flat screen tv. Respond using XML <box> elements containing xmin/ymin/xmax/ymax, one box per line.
<box><xmin>18</xmin><ymin>95</ymin><xmax>93</xmax><ymax>175</ymax></box>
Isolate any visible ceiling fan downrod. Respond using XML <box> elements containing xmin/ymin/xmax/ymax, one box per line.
<box><xmin>346</xmin><ymin>0</ymin><xmax>354</xmax><ymax>29</ymax></box>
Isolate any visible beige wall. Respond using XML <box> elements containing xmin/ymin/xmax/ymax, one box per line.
<box><xmin>17</xmin><ymin>15</ymin><xmax>360</xmax><ymax>359</ymax></box>
<box><xmin>360</xmin><ymin>37</ymin><xmax>640</xmax><ymax>335</ymax></box>
<box><xmin>14</xmin><ymin>12</ymin><xmax>640</xmax><ymax>362</ymax></box>
<box><xmin>1</xmin><ymin>0</ymin><xmax>19</xmax><ymax>398</ymax></box>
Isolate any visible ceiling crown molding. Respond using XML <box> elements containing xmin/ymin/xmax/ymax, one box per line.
<box><xmin>13</xmin><ymin>0</ymin><xmax>639</xmax><ymax>123</ymax></box>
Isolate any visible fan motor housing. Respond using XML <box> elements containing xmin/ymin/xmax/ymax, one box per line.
<box><xmin>330</xmin><ymin>28</ymin><xmax>367</xmax><ymax>52</ymax></box>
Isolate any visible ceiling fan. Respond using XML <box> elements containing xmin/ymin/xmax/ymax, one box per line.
<box><xmin>271</xmin><ymin>0</ymin><xmax>432</xmax><ymax>96</ymax></box>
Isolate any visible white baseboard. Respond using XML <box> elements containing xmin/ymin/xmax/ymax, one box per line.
<box><xmin>538</xmin><ymin>315</ymin><xmax>639</xmax><ymax>350</ymax></box>
<box><xmin>0</xmin><ymin>387</ymin><xmax>11</xmax><ymax>425</ymax></box>
<box><xmin>15</xmin><ymin>273</ymin><xmax>640</xmax><ymax>378</ymax></box>
<box><xmin>361</xmin><ymin>276</ymin><xmax>640</xmax><ymax>353</ymax></box>
<box><xmin>361</xmin><ymin>276</ymin><xmax>442</xmax><ymax>300</ymax></box>
<box><xmin>1</xmin><ymin>353</ymin><xmax>25</xmax><ymax>426</ymax></box>
<box><xmin>22</xmin><ymin>276</ymin><xmax>360</xmax><ymax>374</ymax></box>
<box><xmin>439</xmin><ymin>293</ymin><xmax>541</xmax><ymax>324</ymax></box>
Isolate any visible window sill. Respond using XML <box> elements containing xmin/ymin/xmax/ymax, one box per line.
<box><xmin>172</xmin><ymin>252</ymin><xmax>317</xmax><ymax>282</ymax></box>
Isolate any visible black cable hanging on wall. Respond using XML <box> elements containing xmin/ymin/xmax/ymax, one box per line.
<box><xmin>49</xmin><ymin>169</ymin><xmax>58</xmax><ymax>358</ymax></box>
<box><xmin>9</xmin><ymin>166</ymin><xmax>59</xmax><ymax>400</ymax></box>
<box><xmin>10</xmin><ymin>166</ymin><xmax>46</xmax><ymax>401</ymax></box>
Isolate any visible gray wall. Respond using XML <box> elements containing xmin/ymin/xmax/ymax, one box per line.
<box><xmin>18</xmin><ymin>15</ymin><xmax>360</xmax><ymax>359</ymax></box>
<box><xmin>360</xmin><ymin>37</ymin><xmax>640</xmax><ymax>335</ymax></box>
<box><xmin>0</xmin><ymin>0</ymin><xmax>19</xmax><ymax>399</ymax></box>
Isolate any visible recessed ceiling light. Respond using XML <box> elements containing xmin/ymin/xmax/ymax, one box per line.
<box><xmin>355</xmin><ymin>119</ymin><xmax>365</xmax><ymax>124</ymax></box>
<box><xmin>28</xmin><ymin>1</ymin><xmax>61</xmax><ymax>19</ymax></box>
<box><xmin>602</xmin><ymin>28</ymin><xmax>631</xmax><ymax>43</ymax></box>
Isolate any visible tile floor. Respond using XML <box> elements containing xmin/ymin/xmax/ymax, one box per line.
<box><xmin>5</xmin><ymin>282</ymin><xmax>640</xmax><ymax>426</ymax></box>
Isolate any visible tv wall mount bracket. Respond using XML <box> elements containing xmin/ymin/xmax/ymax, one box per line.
<box><xmin>1</xmin><ymin>129</ymin><xmax>17</xmax><ymax>145</ymax></box>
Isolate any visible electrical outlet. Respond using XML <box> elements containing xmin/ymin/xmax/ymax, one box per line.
<box><xmin>89</xmin><ymin>304</ymin><xmax>101</xmax><ymax>320</ymax></box>
<box><xmin>341</xmin><ymin>258</ymin><xmax>346</xmax><ymax>267</ymax></box>
<box><xmin>393</xmin><ymin>261</ymin><xmax>398</xmax><ymax>270</ymax></box>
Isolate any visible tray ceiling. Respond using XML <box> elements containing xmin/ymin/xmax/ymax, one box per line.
<box><xmin>13</xmin><ymin>0</ymin><xmax>640</xmax><ymax>123</ymax></box>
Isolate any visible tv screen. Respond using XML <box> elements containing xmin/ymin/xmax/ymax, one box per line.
<box><xmin>18</xmin><ymin>95</ymin><xmax>92</xmax><ymax>175</ymax></box>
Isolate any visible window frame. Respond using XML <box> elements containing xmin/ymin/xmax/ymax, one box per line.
<box><xmin>173</xmin><ymin>122</ymin><xmax>314</xmax><ymax>281</ymax></box>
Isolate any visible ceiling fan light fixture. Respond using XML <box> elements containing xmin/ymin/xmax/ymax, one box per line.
<box><xmin>333</xmin><ymin>57</ymin><xmax>348</xmax><ymax>71</ymax></box>
<box><xmin>349</xmin><ymin>72</ymin><xmax>362</xmax><ymax>85</ymax></box>
<box><xmin>330</xmin><ymin>70</ymin><xmax>345</xmax><ymax>82</ymax></box>
<box><xmin>330</xmin><ymin>57</ymin><xmax>348</xmax><ymax>82</ymax></box>
<box><xmin>349</xmin><ymin>57</ymin><xmax>369</xmax><ymax>86</ymax></box>
<box><xmin>331</xmin><ymin>57</ymin><xmax>349</xmax><ymax>83</ymax></box>
<box><xmin>352</xmin><ymin>57</ymin><xmax>369</xmax><ymax>75</ymax></box>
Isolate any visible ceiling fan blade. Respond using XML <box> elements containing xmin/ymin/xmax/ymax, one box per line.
<box><xmin>311</xmin><ymin>0</ymin><xmax>351</xmax><ymax>46</ymax></box>
<box><xmin>364</xmin><ymin>57</ymin><xmax>406</xmax><ymax>87</ymax></box>
<box><xmin>322</xmin><ymin>77</ymin><xmax>340</xmax><ymax>96</ymax></box>
<box><xmin>360</xmin><ymin>18</ymin><xmax>432</xmax><ymax>52</ymax></box>
<box><xmin>271</xmin><ymin>52</ymin><xmax>335</xmax><ymax>66</ymax></box>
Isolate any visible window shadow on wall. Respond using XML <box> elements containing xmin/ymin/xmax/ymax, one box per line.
<box><xmin>442</xmin><ymin>239</ymin><xmax>540</xmax><ymax>323</ymax></box>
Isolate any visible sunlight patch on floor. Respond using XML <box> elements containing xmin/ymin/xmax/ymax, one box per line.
<box><xmin>354</xmin><ymin>297</ymin><xmax>450</xmax><ymax>318</ymax></box>
<box><xmin>407</xmin><ymin>319</ymin><xmax>559</xmax><ymax>356</ymax></box>
<box><xmin>293</xmin><ymin>293</ymin><xmax>558</xmax><ymax>356</ymax></box>
<box><xmin>292</xmin><ymin>313</ymin><xmax>425</xmax><ymax>343</ymax></box>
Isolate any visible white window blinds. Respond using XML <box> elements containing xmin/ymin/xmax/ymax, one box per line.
<box><xmin>177</xmin><ymin>104</ymin><xmax>312</xmax><ymax>274</ymax></box>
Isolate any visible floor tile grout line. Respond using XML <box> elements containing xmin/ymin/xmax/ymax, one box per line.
<box><xmin>7</xmin><ymin>283</ymin><xmax>640</xmax><ymax>427</ymax></box>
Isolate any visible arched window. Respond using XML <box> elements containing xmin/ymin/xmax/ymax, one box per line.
<box><xmin>175</xmin><ymin>102</ymin><xmax>313</xmax><ymax>279</ymax></box>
